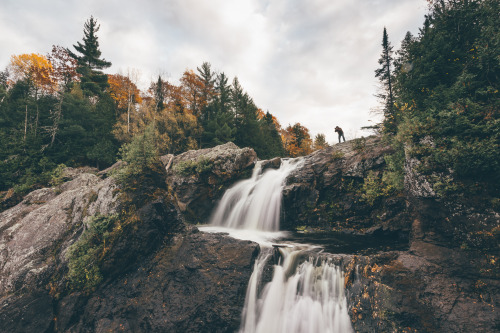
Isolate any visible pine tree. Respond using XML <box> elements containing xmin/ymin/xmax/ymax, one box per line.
<box><xmin>375</xmin><ymin>27</ymin><xmax>396</xmax><ymax>133</ymax></box>
<box><xmin>154</xmin><ymin>75</ymin><xmax>165</xmax><ymax>112</ymax></box>
<box><xmin>313</xmin><ymin>133</ymin><xmax>329</xmax><ymax>150</ymax></box>
<box><xmin>231</xmin><ymin>77</ymin><xmax>263</xmax><ymax>154</ymax></box>
<box><xmin>214</xmin><ymin>72</ymin><xmax>232</xmax><ymax>116</ymax></box>
<box><xmin>201</xmin><ymin>72</ymin><xmax>236</xmax><ymax>147</ymax></box>
<box><xmin>259</xmin><ymin>111</ymin><xmax>284</xmax><ymax>158</ymax></box>
<box><xmin>196</xmin><ymin>62</ymin><xmax>215</xmax><ymax>122</ymax></box>
<box><xmin>68</xmin><ymin>16</ymin><xmax>112</xmax><ymax>96</ymax></box>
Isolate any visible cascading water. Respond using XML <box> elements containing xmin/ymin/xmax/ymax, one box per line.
<box><xmin>201</xmin><ymin>158</ymin><xmax>353</xmax><ymax>333</ymax></box>
<box><xmin>240</xmin><ymin>248</ymin><xmax>353</xmax><ymax>333</ymax></box>
<box><xmin>209</xmin><ymin>159</ymin><xmax>301</xmax><ymax>231</ymax></box>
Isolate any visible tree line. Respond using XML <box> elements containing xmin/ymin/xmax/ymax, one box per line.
<box><xmin>375</xmin><ymin>0</ymin><xmax>499</xmax><ymax>197</ymax></box>
<box><xmin>0</xmin><ymin>16</ymin><xmax>330</xmax><ymax>194</ymax></box>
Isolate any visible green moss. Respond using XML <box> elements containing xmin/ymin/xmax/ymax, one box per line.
<box><xmin>173</xmin><ymin>158</ymin><xmax>213</xmax><ymax>177</ymax></box>
<box><xmin>66</xmin><ymin>213</ymin><xmax>118</xmax><ymax>293</ymax></box>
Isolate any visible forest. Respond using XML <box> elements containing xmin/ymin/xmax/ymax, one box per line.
<box><xmin>0</xmin><ymin>0</ymin><xmax>498</xmax><ymax>208</ymax></box>
<box><xmin>373</xmin><ymin>0</ymin><xmax>499</xmax><ymax>203</ymax></box>
<box><xmin>0</xmin><ymin>17</ymin><xmax>327</xmax><ymax>198</ymax></box>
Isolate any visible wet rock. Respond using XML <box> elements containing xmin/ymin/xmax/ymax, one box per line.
<box><xmin>344</xmin><ymin>241</ymin><xmax>500</xmax><ymax>333</ymax></box>
<box><xmin>65</xmin><ymin>231</ymin><xmax>259</xmax><ymax>333</ymax></box>
<box><xmin>261</xmin><ymin>157</ymin><xmax>281</xmax><ymax>170</ymax></box>
<box><xmin>0</xmin><ymin>291</ymin><xmax>54</xmax><ymax>332</ymax></box>
<box><xmin>165</xmin><ymin>142</ymin><xmax>258</xmax><ymax>223</ymax></box>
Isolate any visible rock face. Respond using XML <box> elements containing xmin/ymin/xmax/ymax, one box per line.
<box><xmin>342</xmin><ymin>240</ymin><xmax>499</xmax><ymax>333</ymax></box>
<box><xmin>0</xmin><ymin>169</ymin><xmax>121</xmax><ymax>332</ymax></box>
<box><xmin>0</xmin><ymin>157</ymin><xmax>259</xmax><ymax>333</ymax></box>
<box><xmin>163</xmin><ymin>142</ymin><xmax>258</xmax><ymax>223</ymax></box>
<box><xmin>0</xmin><ymin>171</ymin><xmax>119</xmax><ymax>296</ymax></box>
<box><xmin>282</xmin><ymin>136</ymin><xmax>408</xmax><ymax>234</ymax></box>
<box><xmin>63</xmin><ymin>229</ymin><xmax>259</xmax><ymax>332</ymax></box>
<box><xmin>0</xmin><ymin>139</ymin><xmax>498</xmax><ymax>332</ymax></box>
<box><xmin>279</xmin><ymin>136</ymin><xmax>499</xmax><ymax>332</ymax></box>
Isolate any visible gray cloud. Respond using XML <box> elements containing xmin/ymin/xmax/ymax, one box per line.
<box><xmin>0</xmin><ymin>0</ymin><xmax>427</xmax><ymax>144</ymax></box>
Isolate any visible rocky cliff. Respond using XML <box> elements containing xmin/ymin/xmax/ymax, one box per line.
<box><xmin>162</xmin><ymin>142</ymin><xmax>257</xmax><ymax>223</ymax></box>
<box><xmin>277</xmin><ymin>136</ymin><xmax>499</xmax><ymax>332</ymax></box>
<box><xmin>282</xmin><ymin>136</ymin><xmax>408</xmax><ymax>234</ymax></box>
<box><xmin>0</xmin><ymin>139</ymin><xmax>498</xmax><ymax>332</ymax></box>
<box><xmin>0</xmin><ymin>143</ymin><xmax>260</xmax><ymax>333</ymax></box>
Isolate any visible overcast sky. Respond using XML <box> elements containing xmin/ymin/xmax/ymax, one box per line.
<box><xmin>1</xmin><ymin>0</ymin><xmax>427</xmax><ymax>144</ymax></box>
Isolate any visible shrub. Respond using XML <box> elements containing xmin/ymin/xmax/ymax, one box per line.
<box><xmin>173</xmin><ymin>158</ymin><xmax>213</xmax><ymax>177</ymax></box>
<box><xmin>383</xmin><ymin>142</ymin><xmax>405</xmax><ymax>192</ymax></box>
<box><xmin>361</xmin><ymin>170</ymin><xmax>398</xmax><ymax>206</ymax></box>
<box><xmin>66</xmin><ymin>213</ymin><xmax>118</xmax><ymax>292</ymax></box>
<box><xmin>50</xmin><ymin>164</ymin><xmax>67</xmax><ymax>187</ymax></box>
<box><xmin>352</xmin><ymin>137</ymin><xmax>367</xmax><ymax>153</ymax></box>
<box><xmin>114</xmin><ymin>125</ymin><xmax>166</xmax><ymax>196</ymax></box>
<box><xmin>118</xmin><ymin>125</ymin><xmax>159</xmax><ymax>177</ymax></box>
<box><xmin>331</xmin><ymin>150</ymin><xmax>345</xmax><ymax>160</ymax></box>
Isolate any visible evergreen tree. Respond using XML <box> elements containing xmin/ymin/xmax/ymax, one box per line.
<box><xmin>196</xmin><ymin>62</ymin><xmax>216</xmax><ymax>123</ymax></box>
<box><xmin>214</xmin><ymin>72</ymin><xmax>232</xmax><ymax>116</ymax></box>
<box><xmin>154</xmin><ymin>75</ymin><xmax>165</xmax><ymax>112</ymax></box>
<box><xmin>313</xmin><ymin>133</ymin><xmax>329</xmax><ymax>150</ymax></box>
<box><xmin>65</xmin><ymin>16</ymin><xmax>117</xmax><ymax>167</ymax></box>
<box><xmin>201</xmin><ymin>72</ymin><xmax>235</xmax><ymax>147</ymax></box>
<box><xmin>68</xmin><ymin>16</ymin><xmax>112</xmax><ymax>96</ymax></box>
<box><xmin>375</xmin><ymin>27</ymin><xmax>396</xmax><ymax>133</ymax></box>
<box><xmin>393</xmin><ymin>31</ymin><xmax>415</xmax><ymax>105</ymax></box>
<box><xmin>231</xmin><ymin>77</ymin><xmax>263</xmax><ymax>155</ymax></box>
<box><xmin>259</xmin><ymin>111</ymin><xmax>284</xmax><ymax>158</ymax></box>
<box><xmin>391</xmin><ymin>0</ymin><xmax>500</xmax><ymax>196</ymax></box>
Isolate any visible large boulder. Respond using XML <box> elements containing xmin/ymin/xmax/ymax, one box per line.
<box><xmin>0</xmin><ymin>172</ymin><xmax>119</xmax><ymax>296</ymax></box>
<box><xmin>343</xmin><ymin>242</ymin><xmax>500</xmax><ymax>333</ymax></box>
<box><xmin>282</xmin><ymin>136</ymin><xmax>408</xmax><ymax>233</ymax></box>
<box><xmin>60</xmin><ymin>229</ymin><xmax>259</xmax><ymax>333</ymax></box>
<box><xmin>164</xmin><ymin>142</ymin><xmax>258</xmax><ymax>223</ymax></box>
<box><xmin>0</xmin><ymin>164</ymin><xmax>186</xmax><ymax>332</ymax></box>
<box><xmin>0</xmin><ymin>169</ymin><xmax>120</xmax><ymax>331</ymax></box>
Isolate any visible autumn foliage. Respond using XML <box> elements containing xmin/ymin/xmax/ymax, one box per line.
<box><xmin>283</xmin><ymin>123</ymin><xmax>313</xmax><ymax>157</ymax></box>
<box><xmin>9</xmin><ymin>53</ymin><xmax>56</xmax><ymax>94</ymax></box>
<box><xmin>108</xmin><ymin>74</ymin><xmax>142</xmax><ymax>110</ymax></box>
<box><xmin>0</xmin><ymin>16</ymin><xmax>313</xmax><ymax>196</ymax></box>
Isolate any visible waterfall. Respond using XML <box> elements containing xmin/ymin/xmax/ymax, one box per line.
<box><xmin>201</xmin><ymin>157</ymin><xmax>353</xmax><ymax>332</ymax></box>
<box><xmin>240</xmin><ymin>248</ymin><xmax>353</xmax><ymax>333</ymax></box>
<box><xmin>210</xmin><ymin>159</ymin><xmax>302</xmax><ymax>231</ymax></box>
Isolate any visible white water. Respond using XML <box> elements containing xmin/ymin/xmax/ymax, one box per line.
<box><xmin>200</xmin><ymin>158</ymin><xmax>353</xmax><ymax>333</ymax></box>
<box><xmin>209</xmin><ymin>159</ymin><xmax>302</xmax><ymax>231</ymax></box>
<box><xmin>240</xmin><ymin>248</ymin><xmax>353</xmax><ymax>333</ymax></box>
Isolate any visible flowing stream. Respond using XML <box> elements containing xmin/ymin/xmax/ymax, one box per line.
<box><xmin>200</xmin><ymin>159</ymin><xmax>353</xmax><ymax>333</ymax></box>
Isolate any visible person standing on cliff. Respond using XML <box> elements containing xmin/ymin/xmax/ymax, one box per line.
<box><xmin>335</xmin><ymin>126</ymin><xmax>345</xmax><ymax>143</ymax></box>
